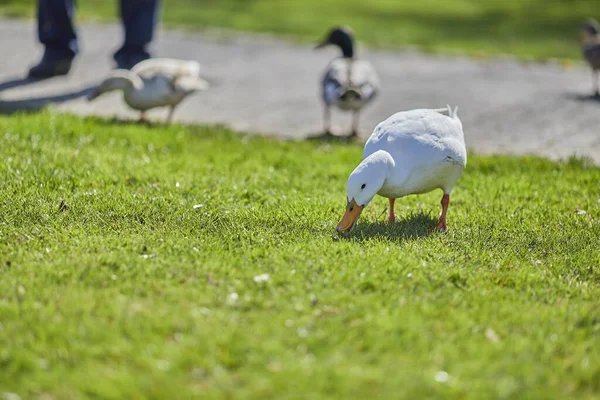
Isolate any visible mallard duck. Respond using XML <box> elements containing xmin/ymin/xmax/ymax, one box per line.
<box><xmin>336</xmin><ymin>106</ymin><xmax>467</xmax><ymax>233</ymax></box>
<box><xmin>315</xmin><ymin>27</ymin><xmax>380</xmax><ymax>137</ymax></box>
<box><xmin>88</xmin><ymin>58</ymin><xmax>209</xmax><ymax>123</ymax></box>
<box><xmin>580</xmin><ymin>19</ymin><xmax>600</xmax><ymax>96</ymax></box>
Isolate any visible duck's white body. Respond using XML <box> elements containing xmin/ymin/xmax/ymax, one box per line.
<box><xmin>89</xmin><ymin>58</ymin><xmax>208</xmax><ymax>123</ymax></box>
<box><xmin>365</xmin><ymin>106</ymin><xmax>466</xmax><ymax>199</ymax></box>
<box><xmin>126</xmin><ymin>58</ymin><xmax>208</xmax><ymax>112</ymax></box>
<box><xmin>336</xmin><ymin>106</ymin><xmax>466</xmax><ymax>232</ymax></box>
<box><xmin>121</xmin><ymin>75</ymin><xmax>191</xmax><ymax>111</ymax></box>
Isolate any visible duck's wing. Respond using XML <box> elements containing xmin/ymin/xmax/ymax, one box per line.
<box><xmin>172</xmin><ymin>76</ymin><xmax>210</xmax><ymax>93</ymax></box>
<box><xmin>364</xmin><ymin>108</ymin><xmax>465</xmax><ymax>164</ymax></box>
<box><xmin>132</xmin><ymin>58</ymin><xmax>208</xmax><ymax>94</ymax></box>
<box><xmin>132</xmin><ymin>58</ymin><xmax>201</xmax><ymax>80</ymax></box>
<box><xmin>583</xmin><ymin>44</ymin><xmax>600</xmax><ymax>69</ymax></box>
<box><xmin>322</xmin><ymin>59</ymin><xmax>348</xmax><ymax>105</ymax></box>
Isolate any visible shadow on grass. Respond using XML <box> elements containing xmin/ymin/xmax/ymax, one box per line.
<box><xmin>90</xmin><ymin>116</ymin><xmax>152</xmax><ymax>127</ymax></box>
<box><xmin>306</xmin><ymin>132</ymin><xmax>350</xmax><ymax>143</ymax></box>
<box><xmin>305</xmin><ymin>131</ymin><xmax>366</xmax><ymax>144</ymax></box>
<box><xmin>341</xmin><ymin>212</ymin><xmax>439</xmax><ymax>242</ymax></box>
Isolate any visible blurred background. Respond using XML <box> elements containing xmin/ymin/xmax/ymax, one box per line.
<box><xmin>1</xmin><ymin>0</ymin><xmax>599</xmax><ymax>162</ymax></box>
<box><xmin>0</xmin><ymin>0</ymin><xmax>596</xmax><ymax>60</ymax></box>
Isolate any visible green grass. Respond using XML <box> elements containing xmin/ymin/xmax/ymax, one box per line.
<box><xmin>0</xmin><ymin>0</ymin><xmax>598</xmax><ymax>59</ymax></box>
<box><xmin>1</xmin><ymin>112</ymin><xmax>600</xmax><ymax>399</ymax></box>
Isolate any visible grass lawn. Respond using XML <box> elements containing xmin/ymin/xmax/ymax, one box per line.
<box><xmin>0</xmin><ymin>0</ymin><xmax>598</xmax><ymax>60</ymax></box>
<box><xmin>1</xmin><ymin>112</ymin><xmax>600</xmax><ymax>399</ymax></box>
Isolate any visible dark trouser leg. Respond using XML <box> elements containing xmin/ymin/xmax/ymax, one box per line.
<box><xmin>29</xmin><ymin>0</ymin><xmax>77</xmax><ymax>77</ymax></box>
<box><xmin>37</xmin><ymin>0</ymin><xmax>78</xmax><ymax>60</ymax></box>
<box><xmin>114</xmin><ymin>0</ymin><xmax>160</xmax><ymax>69</ymax></box>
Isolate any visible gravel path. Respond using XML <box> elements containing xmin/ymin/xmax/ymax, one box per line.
<box><xmin>1</xmin><ymin>18</ymin><xmax>600</xmax><ymax>162</ymax></box>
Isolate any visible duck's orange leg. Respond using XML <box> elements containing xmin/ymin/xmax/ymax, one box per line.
<box><xmin>388</xmin><ymin>198</ymin><xmax>396</xmax><ymax>223</ymax></box>
<box><xmin>436</xmin><ymin>194</ymin><xmax>450</xmax><ymax>231</ymax></box>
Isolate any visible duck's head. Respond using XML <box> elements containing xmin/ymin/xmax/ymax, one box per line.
<box><xmin>88</xmin><ymin>70</ymin><xmax>140</xmax><ymax>101</ymax></box>
<box><xmin>336</xmin><ymin>150</ymin><xmax>394</xmax><ymax>233</ymax></box>
<box><xmin>315</xmin><ymin>26</ymin><xmax>355</xmax><ymax>58</ymax></box>
<box><xmin>579</xmin><ymin>19</ymin><xmax>600</xmax><ymax>43</ymax></box>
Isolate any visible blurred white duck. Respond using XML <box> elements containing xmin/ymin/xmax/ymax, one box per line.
<box><xmin>88</xmin><ymin>58</ymin><xmax>209</xmax><ymax>123</ymax></box>
<box><xmin>580</xmin><ymin>19</ymin><xmax>600</xmax><ymax>96</ymax></box>
<box><xmin>315</xmin><ymin>27</ymin><xmax>380</xmax><ymax>137</ymax></box>
<box><xmin>336</xmin><ymin>106</ymin><xmax>467</xmax><ymax>233</ymax></box>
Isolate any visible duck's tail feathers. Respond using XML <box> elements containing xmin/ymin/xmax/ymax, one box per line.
<box><xmin>433</xmin><ymin>105</ymin><xmax>460</xmax><ymax>119</ymax></box>
<box><xmin>449</xmin><ymin>104</ymin><xmax>459</xmax><ymax>119</ymax></box>
<box><xmin>339</xmin><ymin>87</ymin><xmax>363</xmax><ymax>101</ymax></box>
<box><xmin>175</xmin><ymin>76</ymin><xmax>210</xmax><ymax>92</ymax></box>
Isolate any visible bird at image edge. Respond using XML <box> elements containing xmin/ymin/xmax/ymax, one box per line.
<box><xmin>580</xmin><ymin>18</ymin><xmax>600</xmax><ymax>97</ymax></box>
<box><xmin>315</xmin><ymin>27</ymin><xmax>380</xmax><ymax>138</ymax></box>
<box><xmin>336</xmin><ymin>106</ymin><xmax>467</xmax><ymax>233</ymax></box>
<box><xmin>88</xmin><ymin>58</ymin><xmax>209</xmax><ymax>124</ymax></box>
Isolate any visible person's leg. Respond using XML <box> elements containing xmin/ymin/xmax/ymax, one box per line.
<box><xmin>114</xmin><ymin>0</ymin><xmax>160</xmax><ymax>69</ymax></box>
<box><xmin>29</xmin><ymin>0</ymin><xmax>78</xmax><ymax>78</ymax></box>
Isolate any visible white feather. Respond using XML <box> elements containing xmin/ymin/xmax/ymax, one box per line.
<box><xmin>363</xmin><ymin>108</ymin><xmax>467</xmax><ymax>197</ymax></box>
<box><xmin>132</xmin><ymin>58</ymin><xmax>201</xmax><ymax>80</ymax></box>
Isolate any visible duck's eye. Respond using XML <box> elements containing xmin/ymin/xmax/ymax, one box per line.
<box><xmin>361</xmin><ymin>184</ymin><xmax>366</xmax><ymax>189</ymax></box>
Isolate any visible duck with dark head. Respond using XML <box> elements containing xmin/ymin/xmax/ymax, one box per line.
<box><xmin>580</xmin><ymin>18</ymin><xmax>600</xmax><ymax>96</ymax></box>
<box><xmin>315</xmin><ymin>27</ymin><xmax>380</xmax><ymax>138</ymax></box>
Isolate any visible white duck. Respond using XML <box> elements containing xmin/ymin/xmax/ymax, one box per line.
<box><xmin>88</xmin><ymin>58</ymin><xmax>209</xmax><ymax>123</ymax></box>
<box><xmin>336</xmin><ymin>106</ymin><xmax>467</xmax><ymax>233</ymax></box>
<box><xmin>315</xmin><ymin>27</ymin><xmax>379</xmax><ymax>137</ymax></box>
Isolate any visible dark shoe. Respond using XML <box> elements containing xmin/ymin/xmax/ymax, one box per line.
<box><xmin>28</xmin><ymin>57</ymin><xmax>72</xmax><ymax>79</ymax></box>
<box><xmin>114</xmin><ymin>54</ymin><xmax>150</xmax><ymax>70</ymax></box>
<box><xmin>114</xmin><ymin>45</ymin><xmax>150</xmax><ymax>70</ymax></box>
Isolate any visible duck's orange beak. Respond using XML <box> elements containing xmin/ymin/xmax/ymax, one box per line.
<box><xmin>336</xmin><ymin>199</ymin><xmax>364</xmax><ymax>232</ymax></box>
